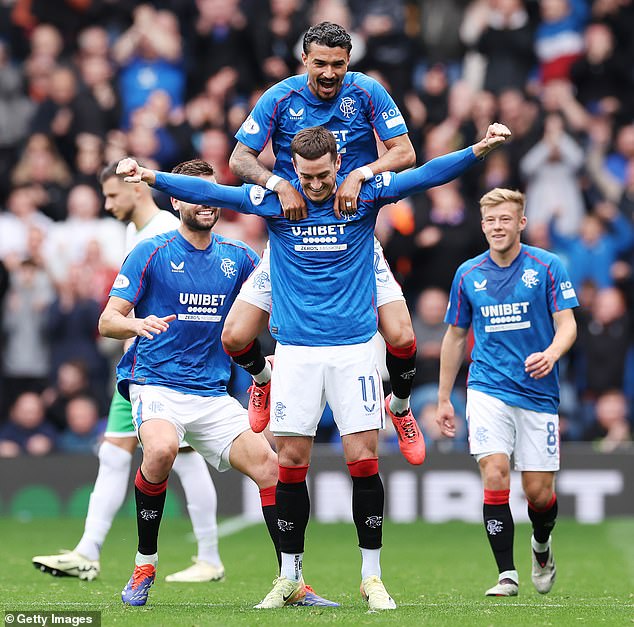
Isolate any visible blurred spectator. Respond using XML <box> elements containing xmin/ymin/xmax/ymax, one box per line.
<box><xmin>57</xmin><ymin>394</ymin><xmax>104</xmax><ymax>454</ymax></box>
<box><xmin>0</xmin><ymin>391</ymin><xmax>56</xmax><ymax>457</ymax></box>
<box><xmin>189</xmin><ymin>0</ymin><xmax>259</xmax><ymax>97</ymax></box>
<box><xmin>10</xmin><ymin>133</ymin><xmax>72</xmax><ymax>221</ymax></box>
<box><xmin>43</xmin><ymin>183</ymin><xmax>125</xmax><ymax>284</ymax></box>
<box><xmin>0</xmin><ymin>184</ymin><xmax>53</xmax><ymax>266</ymax></box>
<box><xmin>583</xmin><ymin>389</ymin><xmax>632</xmax><ymax>452</ymax></box>
<box><xmin>475</xmin><ymin>0</ymin><xmax>535</xmax><ymax>95</ymax></box>
<box><xmin>534</xmin><ymin>0</ymin><xmax>589</xmax><ymax>84</ymax></box>
<box><xmin>569</xmin><ymin>22</ymin><xmax>631</xmax><ymax>119</ymax></box>
<box><xmin>0</xmin><ymin>39</ymin><xmax>35</xmax><ymax>204</ymax></box>
<box><xmin>520</xmin><ymin>111</ymin><xmax>585</xmax><ymax>237</ymax></box>
<box><xmin>113</xmin><ymin>4</ymin><xmax>185</xmax><ymax>127</ymax></box>
<box><xmin>550</xmin><ymin>201</ymin><xmax>634</xmax><ymax>289</ymax></box>
<box><xmin>30</xmin><ymin>65</ymin><xmax>106</xmax><ymax>166</ymax></box>
<box><xmin>21</xmin><ymin>24</ymin><xmax>65</xmax><ymax>102</ymax></box>
<box><xmin>1</xmin><ymin>258</ymin><xmax>55</xmax><ymax>417</ymax></box>
<box><xmin>575</xmin><ymin>286</ymin><xmax>631</xmax><ymax>397</ymax></box>
<box><xmin>45</xmin><ymin>263</ymin><xmax>110</xmax><ymax>412</ymax></box>
<box><xmin>43</xmin><ymin>360</ymin><xmax>91</xmax><ymax>432</ymax></box>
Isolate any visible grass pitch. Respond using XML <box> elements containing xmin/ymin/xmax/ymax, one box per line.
<box><xmin>0</xmin><ymin>517</ymin><xmax>632</xmax><ymax>626</ymax></box>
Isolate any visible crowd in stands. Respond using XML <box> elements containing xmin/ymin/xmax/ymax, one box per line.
<box><xmin>0</xmin><ymin>0</ymin><xmax>633</xmax><ymax>456</ymax></box>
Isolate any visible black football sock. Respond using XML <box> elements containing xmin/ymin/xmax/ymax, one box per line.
<box><xmin>385</xmin><ymin>341</ymin><xmax>416</xmax><ymax>401</ymax></box>
<box><xmin>276</xmin><ymin>466</ymin><xmax>310</xmax><ymax>554</ymax></box>
<box><xmin>483</xmin><ymin>489</ymin><xmax>515</xmax><ymax>574</ymax></box>
<box><xmin>260</xmin><ymin>485</ymin><xmax>281</xmax><ymax>570</ymax></box>
<box><xmin>134</xmin><ymin>468</ymin><xmax>167</xmax><ymax>556</ymax></box>
<box><xmin>528</xmin><ymin>493</ymin><xmax>558</xmax><ymax>547</ymax></box>
<box><xmin>349</xmin><ymin>458</ymin><xmax>384</xmax><ymax>549</ymax></box>
<box><xmin>227</xmin><ymin>338</ymin><xmax>266</xmax><ymax>376</ymax></box>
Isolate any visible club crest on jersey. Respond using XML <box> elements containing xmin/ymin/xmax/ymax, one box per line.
<box><xmin>220</xmin><ymin>258</ymin><xmax>237</xmax><ymax>278</ymax></box>
<box><xmin>289</xmin><ymin>107</ymin><xmax>304</xmax><ymax>120</ymax></box>
<box><xmin>521</xmin><ymin>268</ymin><xmax>539</xmax><ymax>288</ymax></box>
<box><xmin>339</xmin><ymin>96</ymin><xmax>357</xmax><ymax>119</ymax></box>
<box><xmin>241</xmin><ymin>114</ymin><xmax>260</xmax><ymax>135</ymax></box>
<box><xmin>252</xmin><ymin>270</ymin><xmax>270</xmax><ymax>290</ymax></box>
<box><xmin>474</xmin><ymin>279</ymin><xmax>487</xmax><ymax>292</ymax></box>
<box><xmin>170</xmin><ymin>260</ymin><xmax>185</xmax><ymax>273</ymax></box>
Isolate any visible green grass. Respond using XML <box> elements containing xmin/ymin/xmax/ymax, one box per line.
<box><xmin>0</xmin><ymin>517</ymin><xmax>633</xmax><ymax>626</ymax></box>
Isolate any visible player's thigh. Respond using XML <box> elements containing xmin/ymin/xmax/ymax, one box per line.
<box><xmin>228</xmin><ymin>428</ymin><xmax>278</xmax><ymax>486</ymax></box>
<box><xmin>184</xmin><ymin>394</ymin><xmax>253</xmax><ymax>472</ymax></box>
<box><xmin>467</xmin><ymin>389</ymin><xmax>516</xmax><ymax>461</ymax></box>
<box><xmin>270</xmin><ymin>343</ymin><xmax>326</xmax><ymax>437</ymax></box>
<box><xmin>129</xmin><ymin>384</ymin><xmax>186</xmax><ymax>447</ymax></box>
<box><xmin>513</xmin><ymin>407</ymin><xmax>560</xmax><ymax>472</ymax></box>
<box><xmin>324</xmin><ymin>341</ymin><xmax>385</xmax><ymax>436</ymax></box>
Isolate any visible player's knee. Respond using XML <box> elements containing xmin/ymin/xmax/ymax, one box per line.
<box><xmin>142</xmin><ymin>441</ymin><xmax>177</xmax><ymax>476</ymax></box>
<box><xmin>526</xmin><ymin>487</ymin><xmax>554</xmax><ymax>509</ymax></box>
<box><xmin>381</xmin><ymin>320</ymin><xmax>415</xmax><ymax>348</ymax></box>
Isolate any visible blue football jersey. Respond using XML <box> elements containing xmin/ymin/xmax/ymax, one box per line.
<box><xmin>445</xmin><ymin>244</ymin><xmax>579</xmax><ymax>412</ymax></box>
<box><xmin>235</xmin><ymin>72</ymin><xmax>408</xmax><ymax>179</ymax></box>
<box><xmin>153</xmin><ymin>146</ymin><xmax>478</xmax><ymax>347</ymax></box>
<box><xmin>110</xmin><ymin>230</ymin><xmax>259</xmax><ymax>398</ymax></box>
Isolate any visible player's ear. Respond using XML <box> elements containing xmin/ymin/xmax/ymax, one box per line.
<box><xmin>301</xmin><ymin>52</ymin><xmax>308</xmax><ymax>66</ymax></box>
<box><xmin>335</xmin><ymin>154</ymin><xmax>342</xmax><ymax>171</ymax></box>
<box><xmin>171</xmin><ymin>197</ymin><xmax>179</xmax><ymax>212</ymax></box>
<box><xmin>292</xmin><ymin>158</ymin><xmax>298</xmax><ymax>176</ymax></box>
<box><xmin>519</xmin><ymin>215</ymin><xmax>528</xmax><ymax>231</ymax></box>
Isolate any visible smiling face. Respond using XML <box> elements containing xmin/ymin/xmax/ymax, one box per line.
<box><xmin>481</xmin><ymin>200</ymin><xmax>526</xmax><ymax>263</ymax></box>
<box><xmin>293</xmin><ymin>152</ymin><xmax>341</xmax><ymax>203</ymax></box>
<box><xmin>302</xmin><ymin>43</ymin><xmax>349</xmax><ymax>100</ymax></box>
<box><xmin>172</xmin><ymin>175</ymin><xmax>220</xmax><ymax>232</ymax></box>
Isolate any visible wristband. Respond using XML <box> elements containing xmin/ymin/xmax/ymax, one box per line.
<box><xmin>357</xmin><ymin>166</ymin><xmax>374</xmax><ymax>181</ymax></box>
<box><xmin>265</xmin><ymin>175</ymin><xmax>283</xmax><ymax>191</ymax></box>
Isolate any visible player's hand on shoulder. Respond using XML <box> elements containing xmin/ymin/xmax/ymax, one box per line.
<box><xmin>524</xmin><ymin>350</ymin><xmax>556</xmax><ymax>379</ymax></box>
<box><xmin>136</xmin><ymin>314</ymin><xmax>177</xmax><ymax>339</ymax></box>
<box><xmin>116</xmin><ymin>158</ymin><xmax>144</xmax><ymax>183</ymax></box>
<box><xmin>334</xmin><ymin>170</ymin><xmax>364</xmax><ymax>219</ymax></box>
<box><xmin>276</xmin><ymin>180</ymin><xmax>307</xmax><ymax>221</ymax></box>
<box><xmin>436</xmin><ymin>399</ymin><xmax>457</xmax><ymax>438</ymax></box>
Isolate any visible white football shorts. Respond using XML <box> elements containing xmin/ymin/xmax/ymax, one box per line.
<box><xmin>129</xmin><ymin>384</ymin><xmax>250</xmax><ymax>472</ymax></box>
<box><xmin>237</xmin><ymin>237</ymin><xmax>404</xmax><ymax>312</ymax></box>
<box><xmin>269</xmin><ymin>340</ymin><xmax>385</xmax><ymax>437</ymax></box>
<box><xmin>466</xmin><ymin>388</ymin><xmax>560</xmax><ymax>471</ymax></box>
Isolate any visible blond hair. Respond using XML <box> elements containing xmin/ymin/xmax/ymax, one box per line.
<box><xmin>479</xmin><ymin>188</ymin><xmax>525</xmax><ymax>216</ymax></box>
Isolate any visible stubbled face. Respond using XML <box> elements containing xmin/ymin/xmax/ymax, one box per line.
<box><xmin>173</xmin><ymin>175</ymin><xmax>220</xmax><ymax>231</ymax></box>
<box><xmin>481</xmin><ymin>201</ymin><xmax>526</xmax><ymax>256</ymax></box>
<box><xmin>293</xmin><ymin>153</ymin><xmax>340</xmax><ymax>203</ymax></box>
<box><xmin>102</xmin><ymin>176</ymin><xmax>136</xmax><ymax>222</ymax></box>
<box><xmin>302</xmin><ymin>43</ymin><xmax>349</xmax><ymax>100</ymax></box>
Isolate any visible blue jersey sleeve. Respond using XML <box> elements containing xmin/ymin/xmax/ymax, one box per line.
<box><xmin>547</xmin><ymin>255</ymin><xmax>579</xmax><ymax>313</ymax></box>
<box><xmin>109</xmin><ymin>238</ymin><xmax>160</xmax><ymax>304</ymax></box>
<box><xmin>359</xmin><ymin>74</ymin><xmax>409</xmax><ymax>141</ymax></box>
<box><xmin>445</xmin><ymin>265</ymin><xmax>473</xmax><ymax>328</ymax></box>
<box><xmin>368</xmin><ymin>147</ymin><xmax>479</xmax><ymax>207</ymax></box>
<box><xmin>234</xmin><ymin>83</ymin><xmax>284</xmax><ymax>152</ymax></box>
<box><xmin>153</xmin><ymin>172</ymin><xmax>283</xmax><ymax>217</ymax></box>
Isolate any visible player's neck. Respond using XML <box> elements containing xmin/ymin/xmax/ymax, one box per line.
<box><xmin>132</xmin><ymin>203</ymin><xmax>161</xmax><ymax>232</ymax></box>
<box><xmin>178</xmin><ymin>225</ymin><xmax>212</xmax><ymax>250</ymax></box>
<box><xmin>489</xmin><ymin>242</ymin><xmax>522</xmax><ymax>267</ymax></box>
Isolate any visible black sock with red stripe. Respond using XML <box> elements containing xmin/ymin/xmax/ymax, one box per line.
<box><xmin>260</xmin><ymin>485</ymin><xmax>281</xmax><ymax>570</ymax></box>
<box><xmin>349</xmin><ymin>458</ymin><xmax>384</xmax><ymax>549</ymax></box>
<box><xmin>134</xmin><ymin>468</ymin><xmax>167</xmax><ymax>555</ymax></box>
<box><xmin>483</xmin><ymin>489</ymin><xmax>515</xmax><ymax>573</ymax></box>
<box><xmin>385</xmin><ymin>341</ymin><xmax>416</xmax><ymax>400</ymax></box>
<box><xmin>227</xmin><ymin>339</ymin><xmax>266</xmax><ymax>375</ymax></box>
<box><xmin>528</xmin><ymin>493</ymin><xmax>558</xmax><ymax>566</ymax></box>
<box><xmin>276</xmin><ymin>465</ymin><xmax>310</xmax><ymax>554</ymax></box>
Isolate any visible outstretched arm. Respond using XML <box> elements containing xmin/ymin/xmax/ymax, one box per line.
<box><xmin>115</xmin><ymin>158</ymin><xmax>274</xmax><ymax>215</ymax></box>
<box><xmin>229</xmin><ymin>141</ymin><xmax>307</xmax><ymax>221</ymax></box>
<box><xmin>334</xmin><ymin>133</ymin><xmax>416</xmax><ymax>218</ymax></box>
<box><xmin>394</xmin><ymin>123</ymin><xmax>511</xmax><ymax>197</ymax></box>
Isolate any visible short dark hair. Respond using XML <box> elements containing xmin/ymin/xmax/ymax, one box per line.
<box><xmin>302</xmin><ymin>22</ymin><xmax>352</xmax><ymax>54</ymax></box>
<box><xmin>99</xmin><ymin>158</ymin><xmax>147</xmax><ymax>184</ymax></box>
<box><xmin>291</xmin><ymin>126</ymin><xmax>338</xmax><ymax>162</ymax></box>
<box><xmin>171</xmin><ymin>159</ymin><xmax>215</xmax><ymax>177</ymax></box>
